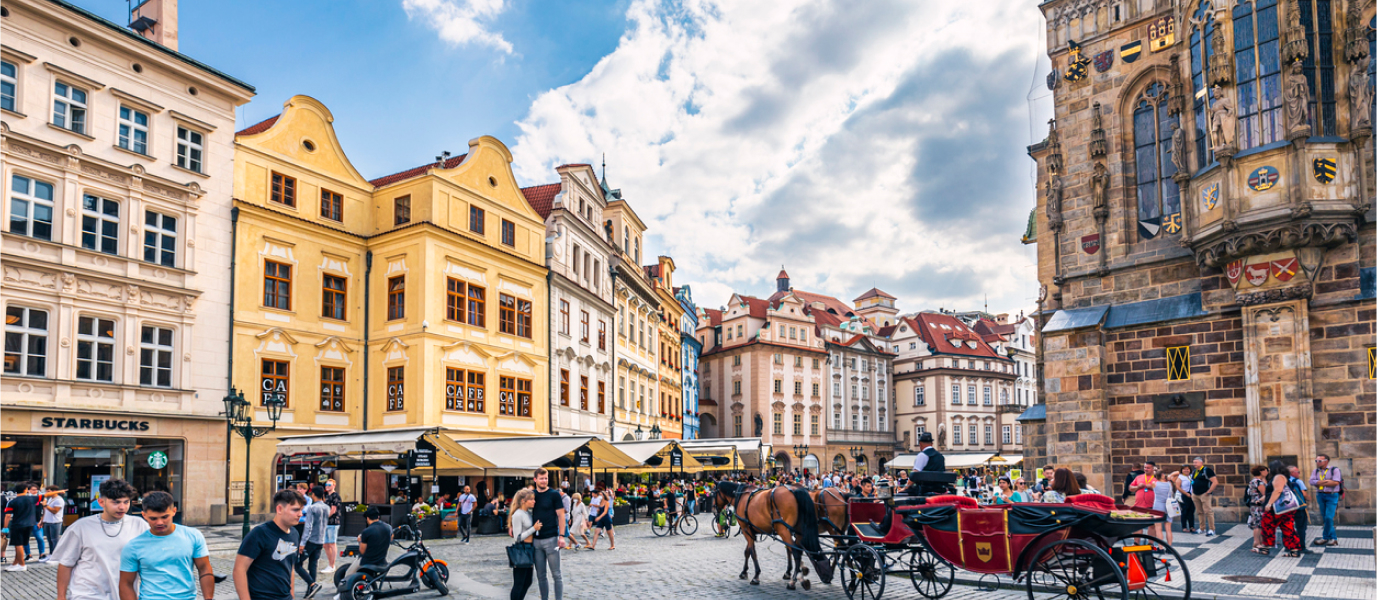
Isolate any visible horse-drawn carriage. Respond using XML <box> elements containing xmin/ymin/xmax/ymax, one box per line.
<box><xmin>832</xmin><ymin>484</ymin><xmax>1191</xmax><ymax>600</ymax></box>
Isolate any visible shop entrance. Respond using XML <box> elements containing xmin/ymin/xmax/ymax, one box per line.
<box><xmin>51</xmin><ymin>436</ymin><xmax>183</xmax><ymax>518</ymax></box>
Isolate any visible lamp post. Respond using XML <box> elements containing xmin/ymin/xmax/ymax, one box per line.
<box><xmin>650</xmin><ymin>424</ymin><xmax>662</xmax><ymax>440</ymax></box>
<box><xmin>634</xmin><ymin>424</ymin><xmax>645</xmax><ymax>440</ymax></box>
<box><xmin>793</xmin><ymin>444</ymin><xmax>809</xmax><ymax>476</ymax></box>
<box><xmin>224</xmin><ymin>387</ymin><xmax>284</xmax><ymax>537</ymax></box>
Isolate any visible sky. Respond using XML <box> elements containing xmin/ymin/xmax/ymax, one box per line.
<box><xmin>76</xmin><ymin>0</ymin><xmax>1051</xmax><ymax>318</ymax></box>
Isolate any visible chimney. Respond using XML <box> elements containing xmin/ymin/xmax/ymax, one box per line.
<box><xmin>129</xmin><ymin>0</ymin><xmax>179</xmax><ymax>51</ymax></box>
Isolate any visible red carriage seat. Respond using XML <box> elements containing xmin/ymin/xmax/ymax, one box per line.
<box><xmin>848</xmin><ymin>500</ymin><xmax>914</xmax><ymax>544</ymax></box>
<box><xmin>1069</xmin><ymin>493</ymin><xmax>1116</xmax><ymax>511</ymax></box>
<box><xmin>924</xmin><ymin>495</ymin><xmax>978</xmax><ymax>508</ymax></box>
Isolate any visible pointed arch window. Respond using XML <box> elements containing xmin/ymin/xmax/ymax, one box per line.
<box><xmin>1133</xmin><ymin>82</ymin><xmax>1181</xmax><ymax>240</ymax></box>
<box><xmin>1233</xmin><ymin>0</ymin><xmax>1283</xmax><ymax>148</ymax></box>
<box><xmin>1190</xmin><ymin>1</ymin><xmax>1218</xmax><ymax>168</ymax></box>
<box><xmin>1297</xmin><ymin>0</ymin><xmax>1336</xmax><ymax>136</ymax></box>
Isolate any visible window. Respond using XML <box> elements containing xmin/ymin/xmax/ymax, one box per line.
<box><xmin>138</xmin><ymin>325</ymin><xmax>174</xmax><ymax>388</ymax></box>
<box><xmin>0</xmin><ymin>61</ymin><xmax>15</xmax><ymax>112</ymax></box>
<box><xmin>445</xmin><ymin>369</ymin><xmax>484</xmax><ymax>412</ymax></box>
<box><xmin>559</xmin><ymin>300</ymin><xmax>570</xmax><ymax>335</ymax></box>
<box><xmin>1133</xmin><ymin>83</ymin><xmax>1182</xmax><ymax>242</ymax></box>
<box><xmin>953</xmin><ymin>424</ymin><xmax>962</xmax><ymax>445</ymax></box>
<box><xmin>470</xmin><ymin>205</ymin><xmax>485</xmax><ymax>234</ymax></box>
<box><xmin>773</xmin><ymin>412</ymin><xmax>783</xmax><ymax>434</ymax></box>
<box><xmin>833</xmin><ymin>382</ymin><xmax>841</xmax><ymax>396</ymax></box>
<box><xmin>773</xmin><ymin>353</ymin><xmax>783</xmax><ymax>365</ymax></box>
<box><xmin>862</xmin><ymin>413</ymin><xmax>870</xmax><ymax>431</ymax></box>
<box><xmin>1002</xmin><ymin>425</ymin><xmax>1012</xmax><ymax>445</ymax></box>
<box><xmin>320</xmin><ymin>189</ymin><xmax>343</xmax><ymax>221</ymax></box>
<box><xmin>736</xmin><ymin>324</ymin><xmax>743</xmax><ymax>338</ymax></box>
<box><xmin>394</xmin><ymin>196</ymin><xmax>411</xmax><ymax>226</ymax></box>
<box><xmin>598</xmin><ymin>320</ymin><xmax>606</xmax><ymax>350</ymax></box>
<box><xmin>733</xmin><ymin>355</ymin><xmax>741</xmax><ymax>367</ymax></box>
<box><xmin>851</xmin><ymin>414</ymin><xmax>858</xmax><ymax>430</ymax></box>
<box><xmin>560</xmin><ymin>369</ymin><xmax>570</xmax><ymax>406</ymax></box>
<box><xmin>320</xmin><ymin>366</ymin><xmax>345</xmax><ymax>412</ymax></box>
<box><xmin>118</xmin><ymin>106</ymin><xmax>149</xmax><ymax>154</ymax></box>
<box><xmin>143</xmin><ymin>211</ymin><xmax>177</xmax><ymax>267</ymax></box>
<box><xmin>1000</xmin><ymin>389</ymin><xmax>1009</xmax><ymax>404</ymax></box>
<box><xmin>446</xmin><ymin>278</ymin><xmax>467</xmax><ymax>323</ymax></box>
<box><xmin>915</xmin><ymin>386</ymin><xmax>926</xmax><ymax>406</ymax></box>
<box><xmin>499</xmin><ymin>376</ymin><xmax>532</xmax><ymax>417</ymax></box>
<box><xmin>597</xmin><ymin>380</ymin><xmax>606</xmax><ymax>413</ymax></box>
<box><xmin>4</xmin><ymin>307</ymin><xmax>48</xmax><ymax>376</ymax></box>
<box><xmin>983</xmin><ymin>386</ymin><xmax>992</xmax><ymax>405</ymax></box>
<box><xmin>260</xmin><ymin>359</ymin><xmax>289</xmax><ymax>406</ymax></box>
<box><xmin>387</xmin><ymin>276</ymin><xmax>405</xmax><ymax>320</ymax></box>
<box><xmin>10</xmin><ymin>175</ymin><xmax>55</xmax><ymax>240</ymax></box>
<box><xmin>851</xmin><ymin>384</ymin><xmax>858</xmax><ymax>399</ymax></box>
<box><xmin>263</xmin><ymin>261</ymin><xmax>292</xmax><ymax>310</ymax></box>
<box><xmin>618</xmin><ymin>377</ymin><xmax>625</xmax><ymax>408</ymax></box>
<box><xmin>1016</xmin><ymin>425</ymin><xmax>1023</xmax><ymax>444</ymax></box>
<box><xmin>812</xmin><ymin>383</ymin><xmax>819</xmax><ymax>397</ymax></box>
<box><xmin>951</xmin><ymin>384</ymin><xmax>960</xmax><ymax>405</ymax></box>
<box><xmin>386</xmin><ymin>367</ymin><xmax>405</xmax><ymax>411</ymax></box>
<box><xmin>466</xmin><ymin>284</ymin><xmax>486</xmax><ymax>327</ymax></box>
<box><xmin>53</xmin><ymin>82</ymin><xmax>87</xmax><ymax>133</ymax></box>
<box><xmin>794</xmin><ymin>356</ymin><xmax>803</xmax><ymax>367</ymax></box>
<box><xmin>968</xmin><ymin>384</ymin><xmax>977</xmax><ymax>405</ymax></box>
<box><xmin>774</xmin><ymin>379</ymin><xmax>782</xmax><ymax>393</ymax></box>
<box><xmin>970</xmin><ymin>424</ymin><xmax>978</xmax><ymax>446</ymax></box>
<box><xmin>794</xmin><ymin>381</ymin><xmax>802</xmax><ymax>395</ymax></box>
<box><xmin>734</xmin><ymin>414</ymin><xmax>743</xmax><ymax>437</ymax></box>
<box><xmin>1167</xmin><ymin>346</ymin><xmax>1191</xmax><ymax>380</ymax></box>
<box><xmin>812</xmin><ymin>358</ymin><xmax>819</xmax><ymax>369</ymax></box>
<box><xmin>175</xmin><ymin>127</ymin><xmax>203</xmax><ymax>173</ymax></box>
<box><xmin>580</xmin><ymin>311</ymin><xmax>589</xmax><ymax>343</ymax></box>
<box><xmin>1234</xmin><ymin>0</ymin><xmax>1284</xmax><ymax>148</ymax></box>
<box><xmin>793</xmin><ymin>413</ymin><xmax>802</xmax><ymax>435</ymax></box>
<box><xmin>80</xmin><ymin>195</ymin><xmax>120</xmax><ymax>255</ymax></box>
<box><xmin>270</xmin><ymin>172</ymin><xmax>296</xmax><ymax>207</ymax></box>
<box><xmin>575</xmin><ymin>375</ymin><xmax>588</xmax><ymax>411</ymax></box>
<box><xmin>733</xmin><ymin>380</ymin><xmax>741</xmax><ymax>395</ymax></box>
<box><xmin>501</xmin><ymin>219</ymin><xmax>516</xmax><ymax>246</ymax></box>
<box><xmin>75</xmin><ymin>316</ymin><xmax>115</xmax><ymax>382</ymax></box>
<box><xmin>499</xmin><ymin>293</ymin><xmax>532</xmax><ymax>338</ymax></box>
<box><xmin>810</xmin><ymin>414</ymin><xmax>819</xmax><ymax>435</ymax></box>
<box><xmin>789</xmin><ymin>326</ymin><xmax>796</xmax><ymax>340</ymax></box>
<box><xmin>1296</xmin><ymin>0</ymin><xmax>1336</xmax><ymax>135</ymax></box>
<box><xmin>322</xmin><ymin>274</ymin><xmax>346</xmax><ymax>320</ymax></box>
<box><xmin>985</xmin><ymin>424</ymin><xmax>993</xmax><ymax>445</ymax></box>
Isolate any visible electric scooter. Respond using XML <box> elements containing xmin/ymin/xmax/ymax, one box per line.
<box><xmin>334</xmin><ymin>517</ymin><xmax>449</xmax><ymax>599</ymax></box>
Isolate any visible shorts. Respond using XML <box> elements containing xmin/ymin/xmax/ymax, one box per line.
<box><xmin>324</xmin><ymin>525</ymin><xmax>339</xmax><ymax>544</ymax></box>
<box><xmin>8</xmin><ymin>526</ymin><xmax>32</xmax><ymax>549</ymax></box>
<box><xmin>595</xmin><ymin>515</ymin><xmax>613</xmax><ymax>530</ymax></box>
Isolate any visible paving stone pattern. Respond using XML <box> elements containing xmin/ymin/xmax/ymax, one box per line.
<box><xmin>1</xmin><ymin>521</ymin><xmax>1371</xmax><ymax>600</ymax></box>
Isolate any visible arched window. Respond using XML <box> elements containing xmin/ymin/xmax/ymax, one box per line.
<box><xmin>1233</xmin><ymin>0</ymin><xmax>1283</xmax><ymax>148</ymax></box>
<box><xmin>1297</xmin><ymin>0</ymin><xmax>1336</xmax><ymax>136</ymax></box>
<box><xmin>1190</xmin><ymin>1</ymin><xmax>1218</xmax><ymax>168</ymax></box>
<box><xmin>1134</xmin><ymin>82</ymin><xmax>1181</xmax><ymax>240</ymax></box>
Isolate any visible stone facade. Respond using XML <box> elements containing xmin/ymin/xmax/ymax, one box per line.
<box><xmin>1029</xmin><ymin>0</ymin><xmax>1375</xmax><ymax>523</ymax></box>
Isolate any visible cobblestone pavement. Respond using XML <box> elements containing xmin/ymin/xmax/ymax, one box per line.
<box><xmin>1</xmin><ymin>519</ymin><xmax>1371</xmax><ymax>600</ymax></box>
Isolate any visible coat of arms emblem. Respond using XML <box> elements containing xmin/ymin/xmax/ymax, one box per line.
<box><xmin>1270</xmin><ymin>258</ymin><xmax>1299</xmax><ymax>282</ymax></box>
<box><xmin>1244</xmin><ymin>263</ymin><xmax>1270</xmax><ymax>287</ymax></box>
<box><xmin>1081</xmin><ymin>234</ymin><xmax>1101</xmax><ymax>255</ymax></box>
<box><xmin>1225</xmin><ymin>260</ymin><xmax>1244</xmax><ymax>287</ymax></box>
<box><xmin>1149</xmin><ymin>16</ymin><xmax>1175</xmax><ymax>51</ymax></box>
<box><xmin>1094</xmin><ymin>50</ymin><xmax>1114</xmax><ymax>73</ymax></box>
<box><xmin>1201</xmin><ymin>182</ymin><xmax>1220</xmax><ymax>210</ymax></box>
<box><xmin>976</xmin><ymin>542</ymin><xmax>993</xmax><ymax>562</ymax></box>
<box><xmin>1313</xmin><ymin>157</ymin><xmax>1336</xmax><ymax>184</ymax></box>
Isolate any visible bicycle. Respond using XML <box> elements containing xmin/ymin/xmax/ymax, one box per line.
<box><xmin>651</xmin><ymin>507</ymin><xmax>697</xmax><ymax>536</ymax></box>
<box><xmin>711</xmin><ymin>506</ymin><xmax>738</xmax><ymax>537</ymax></box>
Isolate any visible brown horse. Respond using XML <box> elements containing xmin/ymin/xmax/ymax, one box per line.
<box><xmin>714</xmin><ymin>481</ymin><xmax>834</xmax><ymax>589</ymax></box>
<box><xmin>811</xmin><ymin>487</ymin><xmax>849</xmax><ymax>538</ymax></box>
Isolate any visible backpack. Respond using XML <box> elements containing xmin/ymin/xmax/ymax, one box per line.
<box><xmin>1315</xmin><ymin>466</ymin><xmax>1345</xmax><ymax>499</ymax></box>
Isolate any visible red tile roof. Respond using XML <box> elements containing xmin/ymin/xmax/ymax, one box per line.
<box><xmin>702</xmin><ymin>308</ymin><xmax>724</xmax><ymax>326</ymax></box>
<box><xmin>235</xmin><ymin>114</ymin><xmax>280</xmax><ymax>136</ymax></box>
<box><xmin>735</xmin><ymin>296</ymin><xmax>773</xmax><ymax>319</ymax></box>
<box><xmin>771</xmin><ymin>288</ymin><xmax>853</xmax><ymax>319</ymax></box>
<box><xmin>520</xmin><ymin>183</ymin><xmax>561</xmax><ymax>219</ymax></box>
<box><xmin>906</xmin><ymin>313</ymin><xmax>1006</xmax><ymax>359</ymax></box>
<box><xmin>853</xmin><ymin>287</ymin><xmax>895</xmax><ymax>302</ymax></box>
<box><xmin>777</xmin><ymin>268</ymin><xmax>790</xmax><ymax>280</ymax></box>
<box><xmin>876</xmin><ymin>324</ymin><xmax>897</xmax><ymax>337</ymax></box>
<box><xmin>369</xmin><ymin>153</ymin><xmax>468</xmax><ymax>188</ymax></box>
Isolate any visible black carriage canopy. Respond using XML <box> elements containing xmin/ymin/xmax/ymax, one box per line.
<box><xmin>901</xmin><ymin>502</ymin><xmax>1165</xmax><ymax>540</ymax></box>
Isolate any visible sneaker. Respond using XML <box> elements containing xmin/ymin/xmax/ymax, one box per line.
<box><xmin>1327</xmin><ymin>539</ymin><xmax>1339</xmax><ymax>546</ymax></box>
<box><xmin>303</xmin><ymin>582</ymin><xmax>323</xmax><ymax>599</ymax></box>
<box><xmin>1205</xmin><ymin>530</ymin><xmax>1216</xmax><ymax>537</ymax></box>
<box><xmin>4</xmin><ymin>564</ymin><xmax>26</xmax><ymax>572</ymax></box>
<box><xmin>36</xmin><ymin>556</ymin><xmax>50</xmax><ymax>563</ymax></box>
<box><xmin>320</xmin><ymin>566</ymin><xmax>336</xmax><ymax>574</ymax></box>
<box><xmin>1313</xmin><ymin>538</ymin><xmax>1328</xmax><ymax>546</ymax></box>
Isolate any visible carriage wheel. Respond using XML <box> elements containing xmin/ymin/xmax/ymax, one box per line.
<box><xmin>908</xmin><ymin>546</ymin><xmax>954</xmax><ymax>598</ymax></box>
<box><xmin>1024</xmin><ymin>538</ymin><xmax>1128</xmax><ymax>600</ymax></box>
<box><xmin>841</xmin><ymin>544</ymin><xmax>887</xmax><ymax>600</ymax></box>
<box><xmin>1109</xmin><ymin>534</ymin><xmax>1191</xmax><ymax>600</ymax></box>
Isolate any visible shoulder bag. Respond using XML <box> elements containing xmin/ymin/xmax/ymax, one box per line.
<box><xmin>1272</xmin><ymin>483</ymin><xmax>1303</xmax><ymax>515</ymax></box>
<box><xmin>506</xmin><ymin>541</ymin><xmax>535</xmax><ymax>568</ymax></box>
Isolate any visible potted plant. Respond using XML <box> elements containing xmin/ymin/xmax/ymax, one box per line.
<box><xmin>412</xmin><ymin>504</ymin><xmax>441</xmax><ymax>539</ymax></box>
<box><xmin>612</xmin><ymin>497</ymin><xmax>631</xmax><ymax>526</ymax></box>
<box><xmin>341</xmin><ymin>504</ymin><xmax>370</xmax><ymax>537</ymax></box>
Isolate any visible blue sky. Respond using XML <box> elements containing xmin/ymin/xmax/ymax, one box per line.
<box><xmin>74</xmin><ymin>0</ymin><xmax>1049</xmax><ymax>317</ymax></box>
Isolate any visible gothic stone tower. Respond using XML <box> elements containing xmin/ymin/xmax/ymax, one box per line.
<box><xmin>1029</xmin><ymin>0</ymin><xmax>1374</xmax><ymax>523</ymax></box>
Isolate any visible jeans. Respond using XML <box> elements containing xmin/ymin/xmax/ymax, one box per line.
<box><xmin>532</xmin><ymin>537</ymin><xmax>562</xmax><ymax>600</ymax></box>
<box><xmin>1316</xmin><ymin>492</ymin><xmax>1339</xmax><ymax>541</ymax></box>
<box><xmin>459</xmin><ymin>513</ymin><xmax>473</xmax><ymax>542</ymax></box>
<box><xmin>41</xmin><ymin>523</ymin><xmax>62</xmax><ymax>551</ymax></box>
<box><xmin>512</xmin><ymin>566</ymin><xmax>533</xmax><ymax>600</ymax></box>
<box><xmin>1293</xmin><ymin>505</ymin><xmax>1308</xmax><ymax>547</ymax></box>
<box><xmin>1192</xmin><ymin>493</ymin><xmax>1214</xmax><ymax>531</ymax></box>
<box><xmin>26</xmin><ymin>525</ymin><xmax>46</xmax><ymax>556</ymax></box>
<box><xmin>294</xmin><ymin>541</ymin><xmax>323</xmax><ymax>583</ymax></box>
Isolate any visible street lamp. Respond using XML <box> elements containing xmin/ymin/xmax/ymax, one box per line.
<box><xmin>634</xmin><ymin>424</ymin><xmax>644</xmax><ymax>440</ymax></box>
<box><xmin>849</xmin><ymin>446</ymin><xmax>862</xmax><ymax>459</ymax></box>
<box><xmin>650</xmin><ymin>424</ymin><xmax>662</xmax><ymax>440</ymax></box>
<box><xmin>224</xmin><ymin>386</ymin><xmax>284</xmax><ymax>537</ymax></box>
<box><xmin>793</xmin><ymin>444</ymin><xmax>809</xmax><ymax>459</ymax></box>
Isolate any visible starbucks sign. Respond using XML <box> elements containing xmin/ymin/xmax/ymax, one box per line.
<box><xmin>148</xmin><ymin>451</ymin><xmax>168</xmax><ymax>469</ymax></box>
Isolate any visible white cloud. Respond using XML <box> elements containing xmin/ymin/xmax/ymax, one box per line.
<box><xmin>402</xmin><ymin>0</ymin><xmax>513</xmax><ymax>54</ymax></box>
<box><xmin>511</xmin><ymin>0</ymin><xmax>1046</xmax><ymax>316</ymax></box>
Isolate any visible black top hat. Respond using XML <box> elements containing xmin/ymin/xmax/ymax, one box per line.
<box><xmin>918</xmin><ymin>432</ymin><xmax>935</xmax><ymax>443</ymax></box>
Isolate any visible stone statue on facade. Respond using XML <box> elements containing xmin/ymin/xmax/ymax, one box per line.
<box><xmin>1170</xmin><ymin>121</ymin><xmax>1189</xmax><ymax>174</ymax></box>
<box><xmin>1091</xmin><ymin>162</ymin><xmax>1109</xmax><ymax>212</ymax></box>
<box><xmin>1045</xmin><ymin>174</ymin><xmax>1064</xmax><ymax>230</ymax></box>
<box><xmin>1284</xmin><ymin>60</ymin><xmax>1312</xmax><ymax>139</ymax></box>
<box><xmin>1208</xmin><ymin>86</ymin><xmax>1236</xmax><ymax>155</ymax></box>
<box><xmin>754</xmin><ymin>413</ymin><xmax>763</xmax><ymax>437</ymax></box>
<box><xmin>1208</xmin><ymin>12</ymin><xmax>1233</xmax><ymax>86</ymax></box>
<box><xmin>1089</xmin><ymin>103</ymin><xmax>1107</xmax><ymax>157</ymax></box>
<box><xmin>1283</xmin><ymin>0</ymin><xmax>1310</xmax><ymax>65</ymax></box>
<box><xmin>1046</xmin><ymin>118</ymin><xmax>1064</xmax><ymax>175</ymax></box>
<box><xmin>1350</xmin><ymin>54</ymin><xmax>1373</xmax><ymax>134</ymax></box>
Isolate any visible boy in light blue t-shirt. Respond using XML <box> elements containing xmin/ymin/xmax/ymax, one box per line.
<box><xmin>119</xmin><ymin>491</ymin><xmax>214</xmax><ymax>600</ymax></box>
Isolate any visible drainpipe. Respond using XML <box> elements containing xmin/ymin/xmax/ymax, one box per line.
<box><xmin>545</xmin><ymin>228</ymin><xmax>561</xmax><ymax>436</ymax></box>
<box><xmin>608</xmin><ymin>266</ymin><xmax>619</xmax><ymax>443</ymax></box>
<box><xmin>361</xmin><ymin>251</ymin><xmax>372</xmax><ymax>503</ymax></box>
<box><xmin>223</xmin><ymin>207</ymin><xmax>239</xmax><ymax>524</ymax></box>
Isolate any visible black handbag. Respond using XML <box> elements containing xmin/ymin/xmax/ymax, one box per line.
<box><xmin>506</xmin><ymin>541</ymin><xmax>535</xmax><ymax>568</ymax></box>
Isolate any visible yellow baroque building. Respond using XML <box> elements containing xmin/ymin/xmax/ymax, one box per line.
<box><xmin>646</xmin><ymin>257</ymin><xmax>684</xmax><ymax>439</ymax></box>
<box><xmin>229</xmin><ymin>96</ymin><xmax>548</xmax><ymax>516</ymax></box>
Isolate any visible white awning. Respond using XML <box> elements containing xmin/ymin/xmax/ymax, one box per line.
<box><xmin>943</xmin><ymin>453</ymin><xmax>1023</xmax><ymax>469</ymax></box>
<box><xmin>445</xmin><ymin>435</ymin><xmax>640</xmax><ymax>477</ymax></box>
<box><xmin>611</xmin><ymin>440</ymin><xmax>704</xmax><ymax>472</ymax></box>
<box><xmin>886</xmin><ymin>454</ymin><xmax>919</xmax><ymax>471</ymax></box>
<box><xmin>275</xmin><ymin>427</ymin><xmax>493</xmax><ymax>471</ymax></box>
<box><xmin>678</xmin><ymin>438</ymin><xmax>764</xmax><ymax>469</ymax></box>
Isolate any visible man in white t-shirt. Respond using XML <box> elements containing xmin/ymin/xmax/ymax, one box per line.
<box><xmin>40</xmin><ymin>485</ymin><xmax>67</xmax><ymax>561</ymax></box>
<box><xmin>457</xmin><ymin>486</ymin><xmax>477</xmax><ymax>544</ymax></box>
<box><xmin>52</xmin><ymin>479</ymin><xmax>149</xmax><ymax>600</ymax></box>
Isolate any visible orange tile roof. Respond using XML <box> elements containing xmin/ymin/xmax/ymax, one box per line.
<box><xmin>906</xmin><ymin>313</ymin><xmax>1007</xmax><ymax>359</ymax></box>
<box><xmin>369</xmin><ymin>153</ymin><xmax>468</xmax><ymax>188</ymax></box>
<box><xmin>235</xmin><ymin>114</ymin><xmax>279</xmax><ymax>136</ymax></box>
<box><xmin>853</xmin><ymin>287</ymin><xmax>895</xmax><ymax>302</ymax></box>
<box><xmin>520</xmin><ymin>183</ymin><xmax>561</xmax><ymax>219</ymax></box>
